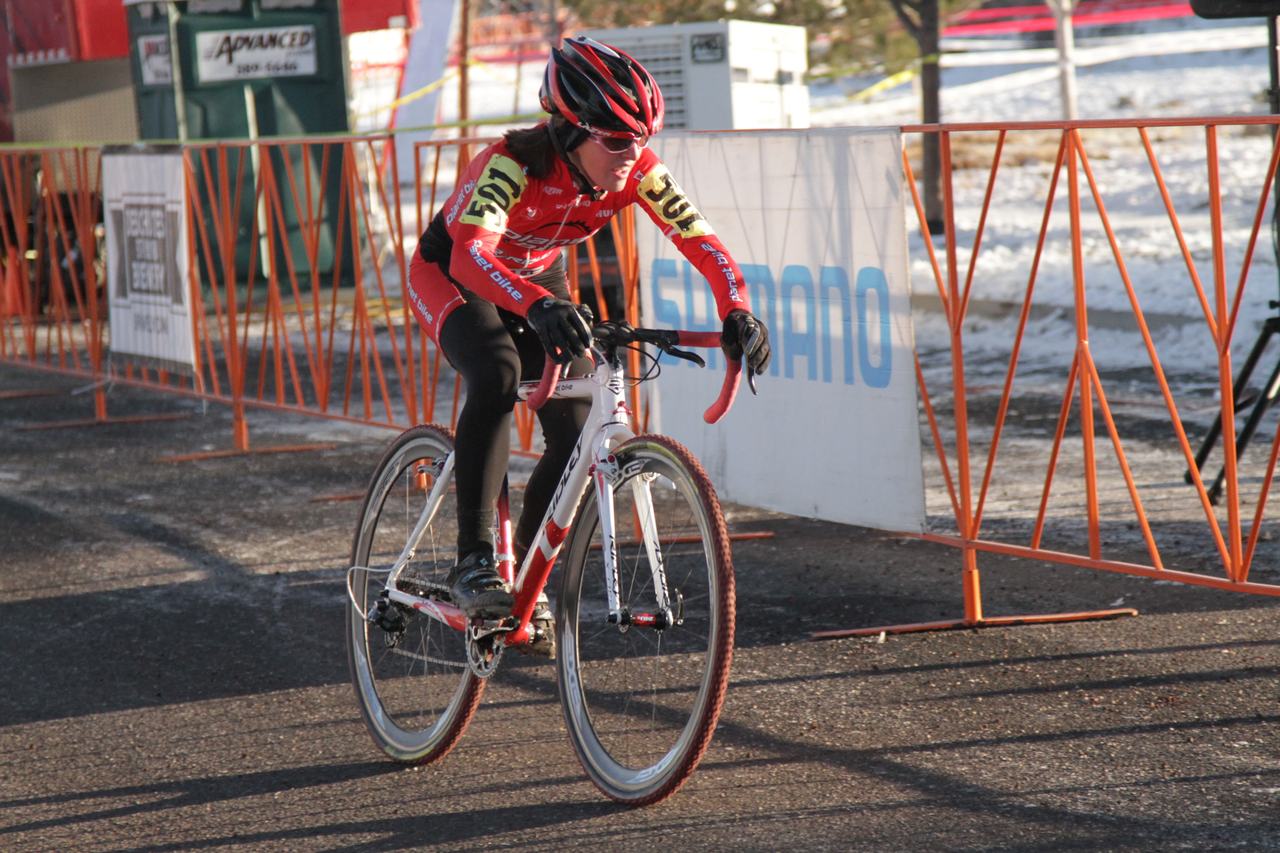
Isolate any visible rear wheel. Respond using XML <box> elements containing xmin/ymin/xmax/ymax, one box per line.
<box><xmin>556</xmin><ymin>435</ymin><xmax>735</xmax><ymax>805</ymax></box>
<box><xmin>346</xmin><ymin>424</ymin><xmax>482</xmax><ymax>763</ymax></box>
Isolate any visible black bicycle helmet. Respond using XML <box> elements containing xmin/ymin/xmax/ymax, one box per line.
<box><xmin>540</xmin><ymin>36</ymin><xmax>665</xmax><ymax>139</ymax></box>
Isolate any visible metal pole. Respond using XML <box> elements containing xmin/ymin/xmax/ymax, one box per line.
<box><xmin>167</xmin><ymin>1</ymin><xmax>188</xmax><ymax>142</ymax></box>
<box><xmin>245</xmin><ymin>84</ymin><xmax>271</xmax><ymax>279</ymax></box>
<box><xmin>1269</xmin><ymin>16</ymin><xmax>1279</xmax><ymax>116</ymax></box>
<box><xmin>459</xmin><ymin>0</ymin><xmax>470</xmax><ymax>142</ymax></box>
<box><xmin>1269</xmin><ymin>16</ymin><xmax>1279</xmax><ymax>280</ymax></box>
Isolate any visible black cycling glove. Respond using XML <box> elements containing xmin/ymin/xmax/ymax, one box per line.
<box><xmin>722</xmin><ymin>309</ymin><xmax>771</xmax><ymax>376</ymax></box>
<box><xmin>526</xmin><ymin>297</ymin><xmax>594</xmax><ymax>364</ymax></box>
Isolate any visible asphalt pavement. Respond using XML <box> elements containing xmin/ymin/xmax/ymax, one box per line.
<box><xmin>2</xmin><ymin>364</ymin><xmax>1279</xmax><ymax>851</ymax></box>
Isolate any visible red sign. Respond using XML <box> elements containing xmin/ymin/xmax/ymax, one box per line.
<box><xmin>72</xmin><ymin>0</ymin><xmax>129</xmax><ymax>61</ymax></box>
<box><xmin>2</xmin><ymin>0</ymin><xmax>413</xmax><ymax>69</ymax></box>
<box><xmin>341</xmin><ymin>0</ymin><xmax>420</xmax><ymax>35</ymax></box>
<box><xmin>5</xmin><ymin>0</ymin><xmax>78</xmax><ymax>66</ymax></box>
<box><xmin>3</xmin><ymin>0</ymin><xmax>128</xmax><ymax>66</ymax></box>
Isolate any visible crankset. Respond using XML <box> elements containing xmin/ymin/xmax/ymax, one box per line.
<box><xmin>466</xmin><ymin>623</ymin><xmax>506</xmax><ymax>678</ymax></box>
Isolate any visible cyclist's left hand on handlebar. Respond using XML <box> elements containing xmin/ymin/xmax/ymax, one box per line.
<box><xmin>722</xmin><ymin>309</ymin><xmax>771</xmax><ymax>376</ymax></box>
<box><xmin>527</xmin><ymin>297</ymin><xmax>594</xmax><ymax>365</ymax></box>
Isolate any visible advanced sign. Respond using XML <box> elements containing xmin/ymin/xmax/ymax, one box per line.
<box><xmin>195</xmin><ymin>25</ymin><xmax>317</xmax><ymax>83</ymax></box>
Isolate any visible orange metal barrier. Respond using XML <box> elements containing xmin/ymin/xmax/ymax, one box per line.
<box><xmin>818</xmin><ymin>115</ymin><xmax>1280</xmax><ymax>639</ymax></box>
<box><xmin>0</xmin><ymin>146</ymin><xmax>109</xmax><ymax>418</ymax></box>
<box><xmin>177</xmin><ymin>134</ymin><xmax>416</xmax><ymax>449</ymax></box>
<box><xmin>0</xmin><ymin>134</ymin><xmax>635</xmax><ymax>456</ymax></box>
<box><xmin>12</xmin><ymin>121</ymin><xmax>1280</xmax><ymax>627</ymax></box>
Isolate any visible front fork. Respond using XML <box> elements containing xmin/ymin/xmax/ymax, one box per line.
<box><xmin>594</xmin><ymin>447</ymin><xmax>675</xmax><ymax>628</ymax></box>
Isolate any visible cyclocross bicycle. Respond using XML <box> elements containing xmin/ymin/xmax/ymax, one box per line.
<box><xmin>345</xmin><ymin>320</ymin><xmax>744</xmax><ymax>806</ymax></box>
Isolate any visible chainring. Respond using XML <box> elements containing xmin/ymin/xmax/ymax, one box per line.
<box><xmin>466</xmin><ymin>627</ymin><xmax>505</xmax><ymax>678</ymax></box>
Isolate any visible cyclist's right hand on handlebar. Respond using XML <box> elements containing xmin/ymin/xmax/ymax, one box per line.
<box><xmin>722</xmin><ymin>310</ymin><xmax>771</xmax><ymax>375</ymax></box>
<box><xmin>527</xmin><ymin>297</ymin><xmax>594</xmax><ymax>365</ymax></box>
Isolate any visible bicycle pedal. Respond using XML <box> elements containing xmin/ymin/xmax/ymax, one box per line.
<box><xmin>469</xmin><ymin>617</ymin><xmax>514</xmax><ymax>641</ymax></box>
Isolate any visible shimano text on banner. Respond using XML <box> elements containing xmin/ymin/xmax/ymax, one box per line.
<box><xmin>639</xmin><ymin>128</ymin><xmax>924</xmax><ymax>532</ymax></box>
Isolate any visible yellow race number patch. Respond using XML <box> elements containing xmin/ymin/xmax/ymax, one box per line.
<box><xmin>459</xmin><ymin>154</ymin><xmax>527</xmax><ymax>231</ymax></box>
<box><xmin>638</xmin><ymin>164</ymin><xmax>713</xmax><ymax>239</ymax></box>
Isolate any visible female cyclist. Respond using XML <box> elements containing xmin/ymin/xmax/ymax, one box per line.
<box><xmin>406</xmin><ymin>36</ymin><xmax>771</xmax><ymax>622</ymax></box>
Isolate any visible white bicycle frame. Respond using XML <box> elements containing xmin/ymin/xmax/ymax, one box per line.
<box><xmin>367</xmin><ymin>346</ymin><xmax>672</xmax><ymax>638</ymax></box>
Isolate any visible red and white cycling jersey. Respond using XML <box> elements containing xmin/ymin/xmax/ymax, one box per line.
<box><xmin>419</xmin><ymin>136</ymin><xmax>750</xmax><ymax>322</ymax></box>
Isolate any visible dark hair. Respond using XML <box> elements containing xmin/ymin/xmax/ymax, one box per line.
<box><xmin>503</xmin><ymin>122</ymin><xmax>555</xmax><ymax>179</ymax></box>
<box><xmin>502</xmin><ymin>117</ymin><xmax>586</xmax><ymax>180</ymax></box>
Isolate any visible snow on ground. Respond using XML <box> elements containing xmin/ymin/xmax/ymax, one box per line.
<box><xmin>905</xmin><ymin>115</ymin><xmax>1280</xmax><ymax>380</ymax></box>
<box><xmin>809</xmin><ymin>18</ymin><xmax>1280</xmax><ymax>393</ymax></box>
<box><xmin>811</xmin><ymin>21</ymin><xmax>1270</xmax><ymax>125</ymax></box>
<box><xmin>835</xmin><ymin>15</ymin><xmax>1280</xmax><ymax>548</ymax></box>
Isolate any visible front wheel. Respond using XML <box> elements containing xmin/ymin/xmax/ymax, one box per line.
<box><xmin>556</xmin><ymin>435</ymin><xmax>735</xmax><ymax>805</ymax></box>
<box><xmin>346</xmin><ymin>424</ymin><xmax>483</xmax><ymax>764</ymax></box>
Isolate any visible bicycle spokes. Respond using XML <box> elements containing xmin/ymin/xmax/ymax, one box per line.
<box><xmin>346</xmin><ymin>425</ymin><xmax>483</xmax><ymax>765</ymax></box>
<box><xmin>557</xmin><ymin>436</ymin><xmax>734</xmax><ymax>805</ymax></box>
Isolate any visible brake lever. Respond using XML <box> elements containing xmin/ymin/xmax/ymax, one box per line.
<box><xmin>747</xmin><ymin>364</ymin><xmax>758</xmax><ymax>395</ymax></box>
<box><xmin>665</xmin><ymin>346</ymin><xmax>706</xmax><ymax>368</ymax></box>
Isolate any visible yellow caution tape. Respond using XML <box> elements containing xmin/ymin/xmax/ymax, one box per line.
<box><xmin>356</xmin><ymin>68</ymin><xmax>460</xmax><ymax>120</ymax></box>
<box><xmin>840</xmin><ymin>53</ymin><xmax>942</xmax><ymax>104</ymax></box>
<box><xmin>355</xmin><ymin>57</ymin><xmax>502</xmax><ymax>120</ymax></box>
<box><xmin>848</xmin><ymin>66</ymin><xmax>918</xmax><ymax>103</ymax></box>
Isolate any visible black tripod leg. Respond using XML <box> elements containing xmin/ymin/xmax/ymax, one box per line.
<box><xmin>1188</xmin><ymin>321</ymin><xmax>1276</xmax><ymax>484</ymax></box>
<box><xmin>1208</xmin><ymin>354</ymin><xmax>1280</xmax><ymax>503</ymax></box>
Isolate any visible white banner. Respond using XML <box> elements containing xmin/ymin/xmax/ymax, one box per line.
<box><xmin>639</xmin><ymin>127</ymin><xmax>924</xmax><ymax>532</ymax></box>
<box><xmin>103</xmin><ymin>149</ymin><xmax>196</xmax><ymax>374</ymax></box>
<box><xmin>393</xmin><ymin>0</ymin><xmax>461</xmax><ymax>183</ymax></box>
<box><xmin>195</xmin><ymin>26</ymin><xmax>317</xmax><ymax>83</ymax></box>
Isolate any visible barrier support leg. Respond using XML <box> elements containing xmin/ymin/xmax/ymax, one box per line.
<box><xmin>8</xmin><ymin>364</ymin><xmax>193</xmax><ymax>432</ymax></box>
<box><xmin>0</xmin><ymin>389</ymin><xmax>59</xmax><ymax>400</ymax></box>
<box><xmin>16</xmin><ymin>409</ymin><xmax>194</xmax><ymax>431</ymax></box>
<box><xmin>155</xmin><ymin>401</ymin><xmax>334</xmax><ymax>464</ymax></box>
<box><xmin>233</xmin><ymin>400</ymin><xmax>250</xmax><ymax>452</ymax></box>
<box><xmin>157</xmin><ymin>442</ymin><xmax>337</xmax><ymax>464</ymax></box>
<box><xmin>16</xmin><ymin>381</ymin><xmax>193</xmax><ymax>431</ymax></box>
<box><xmin>810</xmin><ymin>538</ymin><xmax>1138</xmax><ymax>641</ymax></box>
<box><xmin>962</xmin><ymin>543</ymin><xmax>983</xmax><ymax>624</ymax></box>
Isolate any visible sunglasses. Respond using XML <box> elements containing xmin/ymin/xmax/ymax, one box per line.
<box><xmin>592</xmin><ymin>133</ymin><xmax>648</xmax><ymax>154</ymax></box>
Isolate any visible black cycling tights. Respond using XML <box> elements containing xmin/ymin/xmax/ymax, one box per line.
<box><xmin>438</xmin><ymin>296</ymin><xmax>591</xmax><ymax>563</ymax></box>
